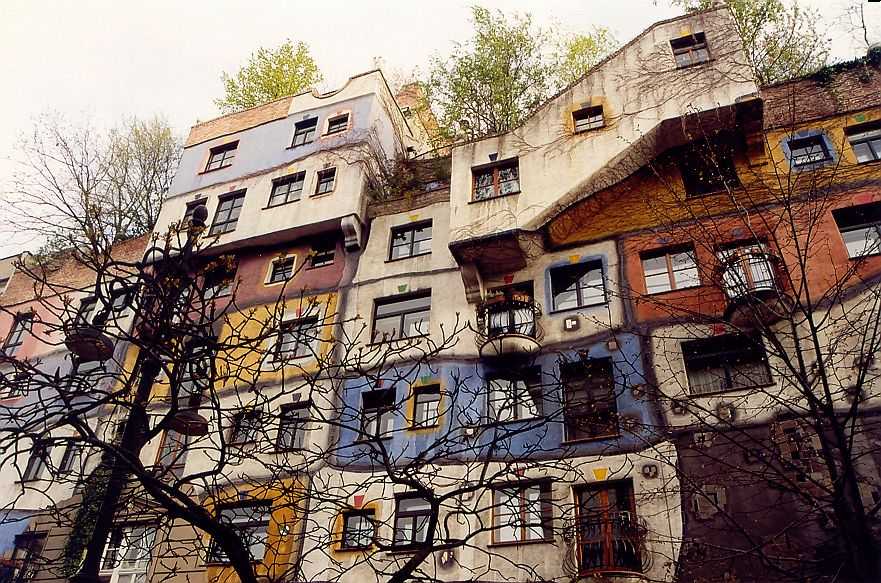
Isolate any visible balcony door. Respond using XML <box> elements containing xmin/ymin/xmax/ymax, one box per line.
<box><xmin>576</xmin><ymin>481</ymin><xmax>641</xmax><ymax>575</ymax></box>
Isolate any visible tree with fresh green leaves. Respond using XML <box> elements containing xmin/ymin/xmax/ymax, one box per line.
<box><xmin>215</xmin><ymin>40</ymin><xmax>323</xmax><ymax>114</ymax></box>
<box><xmin>671</xmin><ymin>0</ymin><xmax>830</xmax><ymax>84</ymax></box>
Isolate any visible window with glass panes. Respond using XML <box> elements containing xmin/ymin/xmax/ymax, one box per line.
<box><xmin>292</xmin><ymin>117</ymin><xmax>317</xmax><ymax>147</ymax></box>
<box><xmin>207</xmin><ymin>504</ymin><xmax>271</xmax><ymax>563</ymax></box>
<box><xmin>10</xmin><ymin>532</ymin><xmax>46</xmax><ymax>583</ymax></box>
<box><xmin>268</xmin><ymin>172</ymin><xmax>305</xmax><ymax>207</ymax></box>
<box><xmin>360</xmin><ymin>388</ymin><xmax>395</xmax><ymax>439</ymax></box>
<box><xmin>205</xmin><ymin>142</ymin><xmax>237</xmax><ymax>172</ymax></box>
<box><xmin>22</xmin><ymin>443</ymin><xmax>50</xmax><ymax>481</ymax></box>
<box><xmin>268</xmin><ymin>257</ymin><xmax>295</xmax><ymax>284</ymax></box>
<box><xmin>682</xmin><ymin>334</ymin><xmax>772</xmax><ymax>395</ymax></box>
<box><xmin>58</xmin><ymin>442</ymin><xmax>82</xmax><ymax>475</ymax></box>
<box><xmin>573</xmin><ymin>105</ymin><xmax>604</xmax><ymax>132</ymax></box>
<box><xmin>393</xmin><ymin>495</ymin><xmax>433</xmax><ymax>548</ymax></box>
<box><xmin>473</xmin><ymin>160</ymin><xmax>520</xmax><ymax>201</ymax></box>
<box><xmin>833</xmin><ymin>201</ymin><xmax>881</xmax><ymax>258</ymax></box>
<box><xmin>787</xmin><ymin>135</ymin><xmax>831</xmax><ymax>167</ymax></box>
<box><xmin>155</xmin><ymin>430</ymin><xmax>188</xmax><ymax>480</ymax></box>
<box><xmin>314</xmin><ymin>168</ymin><xmax>336</xmax><ymax>195</ymax></box>
<box><xmin>561</xmin><ymin>359</ymin><xmax>619</xmax><ymax>441</ymax></box>
<box><xmin>209</xmin><ymin>192</ymin><xmax>245</xmax><ymax>235</ymax></box>
<box><xmin>3</xmin><ymin>314</ymin><xmax>31</xmax><ymax>357</ymax></box>
<box><xmin>325</xmin><ymin>114</ymin><xmax>349</xmax><ymax>135</ymax></box>
<box><xmin>100</xmin><ymin>524</ymin><xmax>156</xmax><ymax>583</ymax></box>
<box><xmin>229</xmin><ymin>410</ymin><xmax>261</xmax><ymax>444</ymax></box>
<box><xmin>487</xmin><ymin>371</ymin><xmax>542</xmax><ymax>423</ymax></box>
<box><xmin>341</xmin><ymin>510</ymin><xmax>375</xmax><ymax>549</ymax></box>
<box><xmin>309</xmin><ymin>241</ymin><xmax>335</xmax><ymax>267</ymax></box>
<box><xmin>484</xmin><ymin>284</ymin><xmax>536</xmax><ymax>338</ymax></box>
<box><xmin>641</xmin><ymin>247</ymin><xmax>700</xmax><ymax>294</ymax></box>
<box><xmin>412</xmin><ymin>385</ymin><xmax>441</xmax><ymax>428</ymax></box>
<box><xmin>549</xmin><ymin>261</ymin><xmax>605</xmax><ymax>311</ymax></box>
<box><xmin>389</xmin><ymin>221</ymin><xmax>432</xmax><ymax>260</ymax></box>
<box><xmin>204</xmin><ymin>263</ymin><xmax>236</xmax><ymax>299</ymax></box>
<box><xmin>276</xmin><ymin>402</ymin><xmax>309</xmax><ymax>451</ymax></box>
<box><xmin>576</xmin><ymin>481</ymin><xmax>640</xmax><ymax>574</ymax></box>
<box><xmin>274</xmin><ymin>317</ymin><xmax>319</xmax><ymax>360</ymax></box>
<box><xmin>183</xmin><ymin>199</ymin><xmax>207</xmax><ymax>225</ymax></box>
<box><xmin>493</xmin><ymin>482</ymin><xmax>552</xmax><ymax>543</ymax></box>
<box><xmin>373</xmin><ymin>292</ymin><xmax>431</xmax><ymax>341</ymax></box>
<box><xmin>178</xmin><ymin>342</ymin><xmax>212</xmax><ymax>409</ymax></box>
<box><xmin>670</xmin><ymin>32</ymin><xmax>709</xmax><ymax>67</ymax></box>
<box><xmin>847</xmin><ymin>122</ymin><xmax>881</xmax><ymax>163</ymax></box>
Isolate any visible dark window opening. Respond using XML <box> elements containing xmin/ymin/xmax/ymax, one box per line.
<box><xmin>277</xmin><ymin>401</ymin><xmax>309</xmax><ymax>451</ymax></box>
<box><xmin>310</xmin><ymin>241</ymin><xmax>336</xmax><ymax>268</ymax></box>
<box><xmin>833</xmin><ymin>201</ymin><xmax>881</xmax><ymax>258</ymax></box>
<box><xmin>155</xmin><ymin>430</ymin><xmax>189</xmax><ymax>480</ymax></box>
<box><xmin>228</xmin><ymin>410</ymin><xmax>262</xmax><ymax>444</ymax></box>
<box><xmin>576</xmin><ymin>481</ymin><xmax>640</xmax><ymax>574</ymax></box>
<box><xmin>412</xmin><ymin>385</ymin><xmax>441</xmax><ymax>428</ymax></box>
<box><xmin>315</xmin><ymin>168</ymin><xmax>337</xmax><ymax>195</ymax></box>
<box><xmin>550</xmin><ymin>261</ymin><xmax>606</xmax><ymax>311</ymax></box>
<box><xmin>11</xmin><ymin>532</ymin><xmax>47</xmax><ymax>583</ymax></box>
<box><xmin>473</xmin><ymin>159</ymin><xmax>520</xmax><ymax>201</ymax></box>
<box><xmin>678</xmin><ymin>138</ymin><xmax>740</xmax><ymax>197</ymax></box>
<box><xmin>325</xmin><ymin>114</ymin><xmax>350</xmax><ymax>135</ymax></box>
<box><xmin>268</xmin><ymin>172</ymin><xmax>305</xmax><ymax>207</ymax></box>
<box><xmin>393</xmin><ymin>495</ymin><xmax>433</xmax><ymax>548</ymax></box>
<box><xmin>671</xmin><ymin>32</ymin><xmax>709</xmax><ymax>67</ymax></box>
<box><xmin>207</xmin><ymin>504</ymin><xmax>271</xmax><ymax>563</ymax></box>
<box><xmin>204</xmin><ymin>260</ymin><xmax>237</xmax><ymax>299</ymax></box>
<box><xmin>487</xmin><ymin>368</ymin><xmax>543</xmax><ymax>423</ymax></box>
<box><xmin>183</xmin><ymin>199</ymin><xmax>208</xmax><ymax>226</ymax></box>
<box><xmin>493</xmin><ymin>481</ymin><xmax>553</xmax><ymax>543</ymax></box>
<box><xmin>562</xmin><ymin>359</ymin><xmax>619</xmax><ymax>441</ymax></box>
<box><xmin>847</xmin><ymin>121</ymin><xmax>881</xmax><ymax>164</ymax></box>
<box><xmin>268</xmin><ymin>257</ymin><xmax>295</xmax><ymax>284</ymax></box>
<box><xmin>787</xmin><ymin>135</ymin><xmax>831</xmax><ymax>167</ymax></box>
<box><xmin>292</xmin><ymin>118</ymin><xmax>318</xmax><ymax>147</ymax></box>
<box><xmin>360</xmin><ymin>388</ymin><xmax>395</xmax><ymax>440</ymax></box>
<box><xmin>682</xmin><ymin>334</ymin><xmax>772</xmax><ymax>395</ymax></box>
<box><xmin>483</xmin><ymin>282</ymin><xmax>536</xmax><ymax>338</ymax></box>
<box><xmin>274</xmin><ymin>317</ymin><xmax>320</xmax><ymax>361</ymax></box>
<box><xmin>574</xmin><ymin>105</ymin><xmax>604</xmax><ymax>133</ymax></box>
<box><xmin>22</xmin><ymin>443</ymin><xmax>51</xmax><ymax>482</ymax></box>
<box><xmin>641</xmin><ymin>246</ymin><xmax>700</xmax><ymax>294</ymax></box>
<box><xmin>3</xmin><ymin>313</ymin><xmax>32</xmax><ymax>357</ymax></box>
<box><xmin>341</xmin><ymin>510</ymin><xmax>375</xmax><ymax>549</ymax></box>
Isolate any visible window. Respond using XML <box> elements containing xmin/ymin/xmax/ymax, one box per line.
<box><xmin>641</xmin><ymin>247</ymin><xmax>700</xmax><ymax>294</ymax></box>
<box><xmin>205</xmin><ymin>142</ymin><xmax>237</xmax><ymax>172</ymax></box>
<box><xmin>100</xmin><ymin>524</ymin><xmax>156</xmax><ymax>583</ymax></box>
<box><xmin>325</xmin><ymin>113</ymin><xmax>349</xmax><ymax>135</ymax></box>
<box><xmin>549</xmin><ymin>261</ymin><xmax>605</xmax><ymax>312</ymax></box>
<box><xmin>670</xmin><ymin>32</ymin><xmax>709</xmax><ymax>67</ymax></box>
<box><xmin>576</xmin><ymin>481</ymin><xmax>640</xmax><ymax>574</ymax></box>
<box><xmin>178</xmin><ymin>342</ymin><xmax>212</xmax><ymax>410</ymax></box>
<box><xmin>561</xmin><ymin>359</ymin><xmax>619</xmax><ymax>441</ymax></box>
<box><xmin>412</xmin><ymin>385</ymin><xmax>441</xmax><ymax>428</ymax></box>
<box><xmin>268</xmin><ymin>257</ymin><xmax>296</xmax><ymax>284</ymax></box>
<box><xmin>833</xmin><ymin>202</ymin><xmax>881</xmax><ymax>258</ymax></box>
<box><xmin>207</xmin><ymin>504</ymin><xmax>272</xmax><ymax>563</ymax></box>
<box><xmin>3</xmin><ymin>313</ymin><xmax>32</xmax><ymax>357</ymax></box>
<box><xmin>10</xmin><ymin>532</ymin><xmax>47</xmax><ymax>583</ymax></box>
<box><xmin>277</xmin><ymin>402</ymin><xmax>309</xmax><ymax>451</ymax></box>
<box><xmin>360</xmin><ymin>388</ymin><xmax>395</xmax><ymax>440</ymax></box>
<box><xmin>0</xmin><ymin>369</ymin><xmax>28</xmax><ymax>399</ymax></box>
<box><xmin>0</xmin><ymin>276</ymin><xmax>9</xmax><ymax>293</ymax></box>
<box><xmin>292</xmin><ymin>117</ymin><xmax>318</xmax><ymax>147</ymax></box>
<box><xmin>341</xmin><ymin>510</ymin><xmax>375</xmax><ymax>549</ymax></box>
<box><xmin>682</xmin><ymin>334</ymin><xmax>772</xmax><ymax>395</ymax></box>
<box><xmin>204</xmin><ymin>262</ymin><xmax>236</xmax><ymax>299</ymax></box>
<box><xmin>573</xmin><ymin>106</ymin><xmax>604</xmax><ymax>133</ymax></box>
<box><xmin>787</xmin><ymin>134</ymin><xmax>831</xmax><ymax>167</ymax></box>
<box><xmin>183</xmin><ymin>199</ymin><xmax>207</xmax><ymax>225</ymax></box>
<box><xmin>493</xmin><ymin>482</ymin><xmax>552</xmax><ymax>543</ymax></box>
<box><xmin>268</xmin><ymin>172</ymin><xmax>305</xmax><ymax>207</ymax></box>
<box><xmin>314</xmin><ymin>168</ymin><xmax>336</xmax><ymax>195</ymax></box>
<box><xmin>389</xmin><ymin>221</ymin><xmax>432</xmax><ymax>260</ymax></box>
<box><xmin>393</xmin><ymin>495</ymin><xmax>432</xmax><ymax>548</ymax></box>
<box><xmin>483</xmin><ymin>284</ymin><xmax>536</xmax><ymax>338</ymax></box>
<box><xmin>21</xmin><ymin>443</ymin><xmax>50</xmax><ymax>481</ymax></box>
<box><xmin>473</xmin><ymin>160</ymin><xmax>520</xmax><ymax>201</ymax></box>
<box><xmin>209</xmin><ymin>191</ymin><xmax>246</xmax><ymax>235</ymax></box>
<box><xmin>487</xmin><ymin>371</ymin><xmax>542</xmax><ymax>423</ymax></box>
<box><xmin>373</xmin><ymin>292</ymin><xmax>431</xmax><ymax>341</ymax></box>
<box><xmin>309</xmin><ymin>241</ymin><xmax>335</xmax><ymax>268</ymax></box>
<box><xmin>847</xmin><ymin>122</ymin><xmax>881</xmax><ymax>163</ymax></box>
<box><xmin>274</xmin><ymin>317</ymin><xmax>320</xmax><ymax>361</ymax></box>
<box><xmin>229</xmin><ymin>410</ymin><xmax>261</xmax><ymax>444</ymax></box>
<box><xmin>717</xmin><ymin>243</ymin><xmax>775</xmax><ymax>298</ymax></box>
<box><xmin>80</xmin><ymin>287</ymin><xmax>132</xmax><ymax>329</ymax></box>
<box><xmin>58</xmin><ymin>442</ymin><xmax>83</xmax><ymax>475</ymax></box>
<box><xmin>679</xmin><ymin>139</ymin><xmax>740</xmax><ymax>197</ymax></box>
<box><xmin>155</xmin><ymin>430</ymin><xmax>188</xmax><ymax>480</ymax></box>
<box><xmin>772</xmin><ymin>420</ymin><xmax>823</xmax><ymax>482</ymax></box>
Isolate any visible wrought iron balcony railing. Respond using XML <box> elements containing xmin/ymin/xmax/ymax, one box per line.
<box><xmin>475</xmin><ymin>295</ymin><xmax>542</xmax><ymax>359</ymax></box>
<box><xmin>576</xmin><ymin>511</ymin><xmax>645</xmax><ymax>575</ymax></box>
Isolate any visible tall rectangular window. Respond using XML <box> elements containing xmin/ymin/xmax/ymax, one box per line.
<box><xmin>276</xmin><ymin>402</ymin><xmax>309</xmax><ymax>451</ymax></box>
<box><xmin>487</xmin><ymin>371</ymin><xmax>542</xmax><ymax>423</ymax></box>
<box><xmin>10</xmin><ymin>532</ymin><xmax>47</xmax><ymax>583</ymax></box>
<box><xmin>641</xmin><ymin>247</ymin><xmax>700</xmax><ymax>294</ymax></box>
<box><xmin>183</xmin><ymin>199</ymin><xmax>207</xmax><ymax>225</ymax></box>
<box><xmin>228</xmin><ymin>410</ymin><xmax>261</xmax><ymax>444</ymax></box>
<box><xmin>412</xmin><ymin>385</ymin><xmax>441</xmax><ymax>428</ymax></box>
<box><xmin>473</xmin><ymin>159</ymin><xmax>520</xmax><ymax>201</ymax></box>
<box><xmin>325</xmin><ymin>113</ymin><xmax>350</xmax><ymax>135</ymax></box>
<box><xmin>274</xmin><ymin>317</ymin><xmax>320</xmax><ymax>361</ymax></box>
<box><xmin>847</xmin><ymin>122</ymin><xmax>881</xmax><ymax>163</ymax></box>
<box><xmin>389</xmin><ymin>221</ymin><xmax>432</xmax><ymax>260</ymax></box>
<box><xmin>670</xmin><ymin>32</ymin><xmax>709</xmax><ymax>67</ymax></box>
<box><xmin>58</xmin><ymin>442</ymin><xmax>83</xmax><ymax>475</ymax></box>
<box><xmin>268</xmin><ymin>172</ymin><xmax>305</xmax><ymax>207</ymax></box>
<box><xmin>493</xmin><ymin>482</ymin><xmax>552</xmax><ymax>543</ymax></box>
<box><xmin>372</xmin><ymin>292</ymin><xmax>431</xmax><ymax>341</ymax></box>
<box><xmin>314</xmin><ymin>168</ymin><xmax>337</xmax><ymax>195</ymax></box>
<box><xmin>549</xmin><ymin>261</ymin><xmax>605</xmax><ymax>311</ymax></box>
<box><xmin>573</xmin><ymin>105</ymin><xmax>604</xmax><ymax>133</ymax></box>
<box><xmin>682</xmin><ymin>334</ymin><xmax>772</xmax><ymax>395</ymax></box>
<box><xmin>787</xmin><ymin>135</ymin><xmax>831</xmax><ymax>167</ymax></box>
<box><xmin>100</xmin><ymin>524</ymin><xmax>156</xmax><ymax>582</ymax></box>
<box><xmin>178</xmin><ymin>341</ymin><xmax>212</xmax><ymax>410</ymax></box>
<box><xmin>341</xmin><ymin>510</ymin><xmax>375</xmax><ymax>549</ymax></box>
<box><xmin>576</xmin><ymin>481</ymin><xmax>640</xmax><ymax>574</ymax></box>
<box><xmin>155</xmin><ymin>430</ymin><xmax>188</xmax><ymax>480</ymax></box>
<box><xmin>360</xmin><ymin>388</ymin><xmax>395</xmax><ymax>440</ymax></box>
<box><xmin>209</xmin><ymin>192</ymin><xmax>246</xmax><ymax>235</ymax></box>
<box><xmin>207</xmin><ymin>504</ymin><xmax>272</xmax><ymax>563</ymax></box>
<box><xmin>3</xmin><ymin>313</ymin><xmax>32</xmax><ymax>357</ymax></box>
<box><xmin>562</xmin><ymin>359</ymin><xmax>619</xmax><ymax>441</ymax></box>
<box><xmin>22</xmin><ymin>443</ymin><xmax>50</xmax><ymax>481</ymax></box>
<box><xmin>292</xmin><ymin>118</ymin><xmax>317</xmax><ymax>147</ymax></box>
<box><xmin>393</xmin><ymin>495</ymin><xmax>432</xmax><ymax>548</ymax></box>
<box><xmin>833</xmin><ymin>202</ymin><xmax>881</xmax><ymax>258</ymax></box>
<box><xmin>205</xmin><ymin>142</ymin><xmax>237</xmax><ymax>172</ymax></box>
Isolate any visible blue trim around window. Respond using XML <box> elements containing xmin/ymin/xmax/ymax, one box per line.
<box><xmin>781</xmin><ymin>129</ymin><xmax>838</xmax><ymax>171</ymax></box>
<box><xmin>543</xmin><ymin>254</ymin><xmax>610</xmax><ymax>315</ymax></box>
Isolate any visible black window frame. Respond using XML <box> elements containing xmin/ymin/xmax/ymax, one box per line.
<box><xmin>268</xmin><ymin>172</ymin><xmax>305</xmax><ymax>207</ymax></box>
<box><xmin>58</xmin><ymin>442</ymin><xmax>83</xmax><ymax>475</ymax></box>
<box><xmin>472</xmin><ymin>159</ymin><xmax>521</xmax><ymax>202</ymax></box>
<box><xmin>274</xmin><ymin>316</ymin><xmax>320</xmax><ymax>361</ymax></box>
<box><xmin>682</xmin><ymin>333</ymin><xmax>772</xmax><ymax>395</ymax></box>
<box><xmin>411</xmin><ymin>385</ymin><xmax>441</xmax><ymax>429</ymax></box>
<box><xmin>389</xmin><ymin>221</ymin><xmax>433</xmax><ymax>261</ymax></box>
<box><xmin>204</xmin><ymin>141</ymin><xmax>238</xmax><ymax>172</ymax></box>
<box><xmin>203</xmin><ymin>260</ymin><xmax>237</xmax><ymax>300</ymax></box>
<box><xmin>573</xmin><ymin>105</ymin><xmax>604</xmax><ymax>133</ymax></box>
<box><xmin>268</xmin><ymin>256</ymin><xmax>296</xmax><ymax>284</ymax></box>
<box><xmin>847</xmin><ymin>121</ymin><xmax>881</xmax><ymax>164</ymax></box>
<box><xmin>561</xmin><ymin>359</ymin><xmax>619</xmax><ymax>442</ymax></box>
<box><xmin>393</xmin><ymin>494</ymin><xmax>433</xmax><ymax>549</ymax></box>
<box><xmin>206</xmin><ymin>502</ymin><xmax>272</xmax><ymax>564</ymax></box>
<box><xmin>309</xmin><ymin>241</ymin><xmax>336</xmax><ymax>268</ymax></box>
<box><xmin>3</xmin><ymin>313</ymin><xmax>32</xmax><ymax>357</ymax></box>
<box><xmin>787</xmin><ymin>134</ymin><xmax>832</xmax><ymax>167</ymax></box>
<box><xmin>21</xmin><ymin>442</ymin><xmax>51</xmax><ymax>482</ymax></box>
<box><xmin>10</xmin><ymin>532</ymin><xmax>47</xmax><ymax>583</ymax></box>
<box><xmin>372</xmin><ymin>291</ymin><xmax>431</xmax><ymax>342</ymax></box>
<box><xmin>325</xmin><ymin>113</ymin><xmax>350</xmax><ymax>135</ymax></box>
<box><xmin>292</xmin><ymin>117</ymin><xmax>318</xmax><ymax>147</ymax></box>
<box><xmin>155</xmin><ymin>429</ymin><xmax>189</xmax><ymax>480</ymax></box>
<box><xmin>228</xmin><ymin>409</ymin><xmax>262</xmax><ymax>445</ymax></box>
<box><xmin>486</xmin><ymin>369</ymin><xmax>543</xmax><ymax>424</ymax></box>
<box><xmin>549</xmin><ymin>261</ymin><xmax>606</xmax><ymax>312</ymax></box>
<box><xmin>670</xmin><ymin>32</ymin><xmax>710</xmax><ymax>68</ymax></box>
<box><xmin>833</xmin><ymin>201</ymin><xmax>881</xmax><ymax>259</ymax></box>
<box><xmin>208</xmin><ymin>191</ymin><xmax>246</xmax><ymax>236</ymax></box>
<box><xmin>183</xmin><ymin>198</ymin><xmax>208</xmax><ymax>226</ymax></box>
<box><xmin>314</xmin><ymin>168</ymin><xmax>337</xmax><ymax>195</ymax></box>
<box><xmin>340</xmin><ymin>509</ymin><xmax>376</xmax><ymax>550</ymax></box>
<box><xmin>276</xmin><ymin>401</ymin><xmax>310</xmax><ymax>451</ymax></box>
<box><xmin>359</xmin><ymin>388</ymin><xmax>396</xmax><ymax>441</ymax></box>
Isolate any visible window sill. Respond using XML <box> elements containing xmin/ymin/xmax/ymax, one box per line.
<box><xmin>643</xmin><ymin>285</ymin><xmax>702</xmax><ymax>297</ymax></box>
<box><xmin>311</xmin><ymin>190</ymin><xmax>336</xmax><ymax>198</ymax></box>
<box><xmin>367</xmin><ymin>333</ymin><xmax>430</xmax><ymax>347</ymax></box>
<box><xmin>548</xmin><ymin>301</ymin><xmax>608</xmax><ymax>315</ymax></box>
<box><xmin>386</xmin><ymin>544</ymin><xmax>430</xmax><ymax>555</ymax></box>
<box><xmin>262</xmin><ymin>200</ymin><xmax>301</xmax><ymax>210</ymax></box>
<box><xmin>408</xmin><ymin>423</ymin><xmax>440</xmax><ymax>431</ymax></box>
<box><xmin>484</xmin><ymin>416</ymin><xmax>541</xmax><ymax>428</ymax></box>
<box><xmin>561</xmin><ymin>432</ymin><xmax>621</xmax><ymax>445</ymax></box>
<box><xmin>386</xmin><ymin>252</ymin><xmax>432</xmax><ymax>264</ymax></box>
<box><xmin>286</xmin><ymin>141</ymin><xmax>315</xmax><ymax>150</ymax></box>
<box><xmin>684</xmin><ymin>185</ymin><xmax>742</xmax><ymax>199</ymax></box>
<box><xmin>487</xmin><ymin>538</ymin><xmax>553</xmax><ymax>549</ymax></box>
<box><xmin>199</xmin><ymin>165</ymin><xmax>233</xmax><ymax>175</ymax></box>
<box><xmin>307</xmin><ymin>262</ymin><xmax>335</xmax><ymax>270</ymax></box>
<box><xmin>574</xmin><ymin>125</ymin><xmax>605</xmax><ymax>135</ymax></box>
<box><xmin>688</xmin><ymin>380</ymin><xmax>775</xmax><ymax>398</ymax></box>
<box><xmin>674</xmin><ymin>57</ymin><xmax>714</xmax><ymax>71</ymax></box>
<box><xmin>847</xmin><ymin>251</ymin><xmax>881</xmax><ymax>260</ymax></box>
<box><xmin>336</xmin><ymin>545</ymin><xmax>374</xmax><ymax>553</ymax></box>
<box><xmin>353</xmin><ymin>436</ymin><xmax>393</xmax><ymax>445</ymax></box>
<box><xmin>468</xmin><ymin>190</ymin><xmax>520</xmax><ymax>205</ymax></box>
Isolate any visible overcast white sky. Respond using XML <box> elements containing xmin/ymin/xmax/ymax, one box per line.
<box><xmin>0</xmin><ymin>0</ymin><xmax>877</xmax><ymax>257</ymax></box>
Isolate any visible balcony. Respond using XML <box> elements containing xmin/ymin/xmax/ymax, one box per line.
<box><xmin>576</xmin><ymin>511</ymin><xmax>644</xmax><ymax>576</ymax></box>
<box><xmin>476</xmin><ymin>292</ymin><xmax>542</xmax><ymax>360</ymax></box>
<box><xmin>717</xmin><ymin>245</ymin><xmax>791</xmax><ymax>327</ymax></box>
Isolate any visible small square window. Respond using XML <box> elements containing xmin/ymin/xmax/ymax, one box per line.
<box><xmin>412</xmin><ymin>385</ymin><xmax>441</xmax><ymax>428</ymax></box>
<box><xmin>341</xmin><ymin>510</ymin><xmax>375</xmax><ymax>549</ymax></box>
<box><xmin>315</xmin><ymin>168</ymin><xmax>337</xmax><ymax>196</ymax></box>
<box><xmin>276</xmin><ymin>402</ymin><xmax>309</xmax><ymax>451</ymax></box>
<box><xmin>310</xmin><ymin>242</ymin><xmax>335</xmax><ymax>268</ymax></box>
<box><xmin>209</xmin><ymin>192</ymin><xmax>246</xmax><ymax>236</ymax></box>
<box><xmin>670</xmin><ymin>32</ymin><xmax>709</xmax><ymax>68</ymax></box>
<box><xmin>268</xmin><ymin>173</ymin><xmax>305</xmax><ymax>207</ymax></box>
<box><xmin>641</xmin><ymin>246</ymin><xmax>700</xmax><ymax>294</ymax></box>
<box><xmin>183</xmin><ymin>199</ymin><xmax>207</xmax><ymax>226</ymax></box>
<box><xmin>473</xmin><ymin>160</ymin><xmax>520</xmax><ymax>201</ymax></box>
<box><xmin>274</xmin><ymin>317</ymin><xmax>320</xmax><ymax>361</ymax></box>
<box><xmin>847</xmin><ymin>122</ymin><xmax>881</xmax><ymax>164</ymax></box>
<box><xmin>487</xmin><ymin>370</ymin><xmax>542</xmax><ymax>423</ymax></box>
<box><xmin>549</xmin><ymin>261</ymin><xmax>606</xmax><ymax>312</ymax></box>
<box><xmin>787</xmin><ymin>135</ymin><xmax>831</xmax><ymax>167</ymax></box>
<box><xmin>573</xmin><ymin>105</ymin><xmax>604</xmax><ymax>133</ymax></box>
<box><xmin>229</xmin><ymin>410</ymin><xmax>261</xmax><ymax>444</ymax></box>
<box><xmin>205</xmin><ymin>142</ymin><xmax>238</xmax><ymax>172</ymax></box>
<box><xmin>292</xmin><ymin>118</ymin><xmax>318</xmax><ymax>147</ymax></box>
<box><xmin>833</xmin><ymin>202</ymin><xmax>881</xmax><ymax>258</ymax></box>
<box><xmin>325</xmin><ymin>114</ymin><xmax>349</xmax><ymax>135</ymax></box>
<box><xmin>268</xmin><ymin>257</ymin><xmax>295</xmax><ymax>284</ymax></box>
<box><xmin>389</xmin><ymin>221</ymin><xmax>432</xmax><ymax>260</ymax></box>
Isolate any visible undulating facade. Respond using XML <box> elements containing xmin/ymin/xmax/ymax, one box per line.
<box><xmin>3</xmin><ymin>5</ymin><xmax>881</xmax><ymax>583</ymax></box>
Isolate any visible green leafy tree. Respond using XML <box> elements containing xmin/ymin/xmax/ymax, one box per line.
<box><xmin>426</xmin><ymin>6</ymin><xmax>616</xmax><ymax>141</ymax></box>
<box><xmin>215</xmin><ymin>40</ymin><xmax>323</xmax><ymax>114</ymax></box>
<box><xmin>672</xmin><ymin>0</ymin><xmax>830</xmax><ymax>84</ymax></box>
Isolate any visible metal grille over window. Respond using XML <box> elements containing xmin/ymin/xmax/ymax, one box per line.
<box><xmin>205</xmin><ymin>142</ymin><xmax>237</xmax><ymax>172</ymax></box>
<box><xmin>682</xmin><ymin>334</ymin><xmax>772</xmax><ymax>395</ymax></box>
<box><xmin>389</xmin><ymin>221</ymin><xmax>432</xmax><ymax>260</ymax></box>
<box><xmin>576</xmin><ymin>481</ymin><xmax>641</xmax><ymax>574</ymax></box>
<box><xmin>787</xmin><ymin>135</ymin><xmax>831</xmax><ymax>167</ymax></box>
<box><xmin>100</xmin><ymin>524</ymin><xmax>156</xmax><ymax>583</ymax></box>
<box><xmin>473</xmin><ymin>160</ymin><xmax>520</xmax><ymax>201</ymax></box>
<box><xmin>393</xmin><ymin>496</ymin><xmax>433</xmax><ymax>548</ymax></box>
<box><xmin>360</xmin><ymin>388</ymin><xmax>395</xmax><ymax>439</ymax></box>
<box><xmin>573</xmin><ymin>105</ymin><xmax>604</xmax><ymax>133</ymax></box>
<box><xmin>833</xmin><ymin>202</ymin><xmax>881</xmax><ymax>258</ymax></box>
<box><xmin>292</xmin><ymin>117</ymin><xmax>318</xmax><ymax>147</ymax></box>
<box><xmin>372</xmin><ymin>292</ymin><xmax>431</xmax><ymax>341</ymax></box>
<box><xmin>561</xmin><ymin>359</ymin><xmax>619</xmax><ymax>440</ymax></box>
<box><xmin>717</xmin><ymin>243</ymin><xmax>776</xmax><ymax>299</ymax></box>
<box><xmin>268</xmin><ymin>172</ymin><xmax>305</xmax><ymax>207</ymax></box>
<box><xmin>207</xmin><ymin>504</ymin><xmax>272</xmax><ymax>563</ymax></box>
<box><xmin>209</xmin><ymin>192</ymin><xmax>245</xmax><ymax>235</ymax></box>
<box><xmin>847</xmin><ymin>122</ymin><xmax>881</xmax><ymax>163</ymax></box>
<box><xmin>670</xmin><ymin>32</ymin><xmax>709</xmax><ymax>67</ymax></box>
